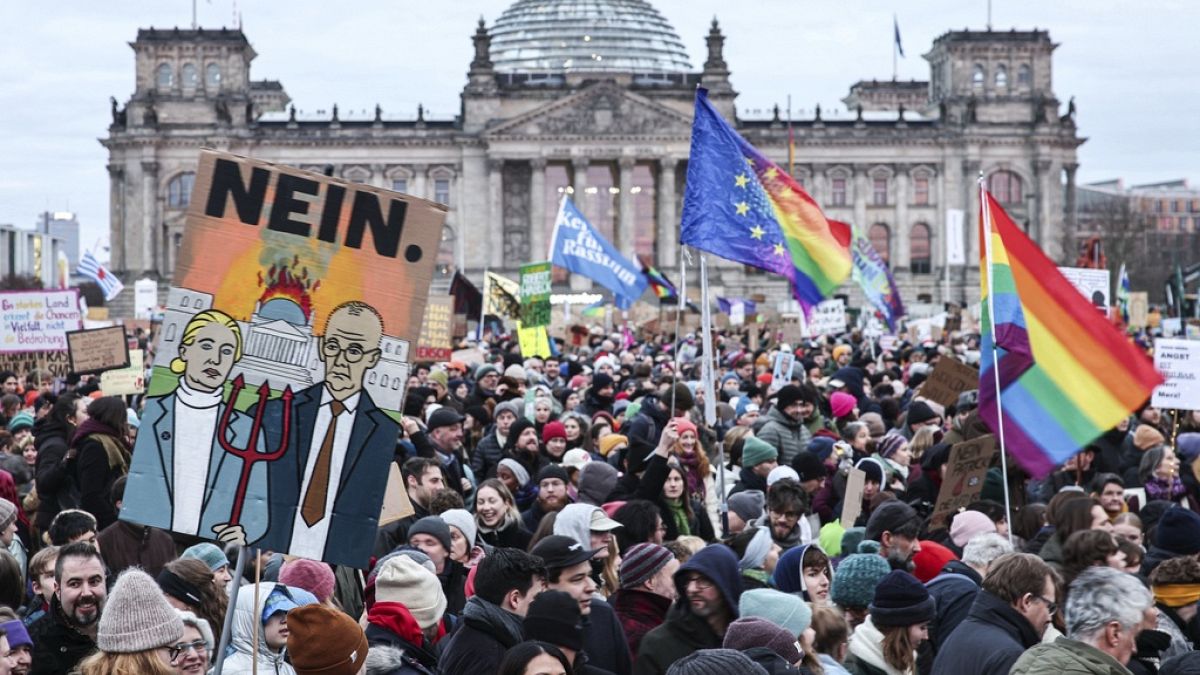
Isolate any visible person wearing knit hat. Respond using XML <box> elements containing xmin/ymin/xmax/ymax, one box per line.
<box><xmin>830</xmin><ymin>552</ymin><xmax>891</xmax><ymax>628</ymax></box>
<box><xmin>832</xmin><ymin>344</ymin><xmax>853</xmax><ymax>366</ymax></box>
<box><xmin>522</xmin><ymin>463</ymin><xmax>572</xmax><ymax>533</ymax></box>
<box><xmin>1135</xmin><ymin>424</ymin><xmax>1167</xmax><ymax>451</ymax></box>
<box><xmin>76</xmin><ymin>568</ymin><xmax>184</xmax><ymax>672</ymax></box>
<box><xmin>830</xmin><ymin>391</ymin><xmax>857</xmax><ymax>419</ymax></box>
<box><xmin>766</xmin><ymin>465</ymin><xmax>800</xmax><ymax>488</ymax></box>
<box><xmin>439</xmin><ymin>508</ymin><xmax>478</xmax><ymax>565</ymax></box>
<box><xmin>731</xmin><ymin>437</ymin><xmax>778</xmax><ymax>496</ymax></box>
<box><xmin>790</xmin><ymin>452</ymin><xmax>829</xmax><ymax>493</ymax></box>
<box><xmin>597</xmin><ymin>433</ymin><xmax>629</xmax><ymax>459</ymax></box>
<box><xmin>723</xmin><ymin>616</ymin><xmax>805</xmax><ymax>672</ymax></box>
<box><xmin>670</xmin><ymin>382</ymin><xmax>695</xmax><ymax>413</ymax></box>
<box><xmin>1150</xmin><ymin>507</ymin><xmax>1200</xmax><ymax>573</ymax></box>
<box><xmin>905</xmin><ymin>400</ymin><xmax>941</xmax><ymax>435</ymax></box>
<box><xmin>542</xmin><ymin>420</ymin><xmax>568</xmax><ymax>461</ymax></box>
<box><xmin>407</xmin><ymin>515</ymin><xmax>469</xmax><ymax>616</ymax></box>
<box><xmin>726</xmin><ymin>490</ymin><xmax>765</xmax><ymax>535</ymax></box>
<box><xmin>6</xmin><ymin>411</ymin><xmax>33</xmax><ymax>435</ymax></box>
<box><xmin>287</xmin><ymin>605</ymin><xmax>369</xmax><ymax>675</ymax></box>
<box><xmin>665</xmin><ymin>648</ymin><xmax>768</xmax><ymax>675</ymax></box>
<box><xmin>611</xmin><ymin>543</ymin><xmax>680</xmax><ymax>659</ymax></box>
<box><xmin>739</xmin><ymin>588</ymin><xmax>813</xmax><ymax>638</ymax></box>
<box><xmin>845</xmin><ymin>570</ymin><xmax>935</xmax><ymax>675</ymax></box>
<box><xmin>859</xmin><ymin>412</ymin><xmax>888</xmax><ymax>439</ymax></box>
<box><xmin>523</xmin><ymin>590</ymin><xmax>587</xmax><ymax>664</ymax></box>
<box><xmin>180</xmin><ymin>542</ymin><xmax>233</xmax><ymax>587</ymax></box>
<box><xmin>0</xmin><ymin>498</ymin><xmax>17</xmax><ymax>548</ymax></box>
<box><xmin>223</xmin><ymin>582</ymin><xmax>299</xmax><ymax>674</ymax></box>
<box><xmin>950</xmin><ymin>510</ymin><xmax>998</xmax><ymax>548</ymax></box>
<box><xmin>366</xmin><ymin>554</ymin><xmax>446</xmax><ymax>673</ymax></box>
<box><xmin>865</xmin><ymin>499</ymin><xmax>922</xmax><ymax>571</ymax></box>
<box><xmin>734</xmin><ymin>397</ymin><xmax>761</xmax><ymax>427</ymax></box>
<box><xmin>911</xmin><ymin>540</ymin><xmax>958</xmax><ymax>583</ymax></box>
<box><xmin>278</xmin><ymin>559</ymin><xmax>336</xmax><ymax>605</ymax></box>
<box><xmin>1149</xmin><ymin>554</ymin><xmax>1200</xmax><ymax>657</ymax></box>
<box><xmin>759</xmin><ymin>384</ymin><xmax>820</xmax><ymax>467</ymax></box>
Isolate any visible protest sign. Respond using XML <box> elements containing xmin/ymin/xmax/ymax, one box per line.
<box><xmin>519</xmin><ymin>262</ymin><xmax>552</xmax><ymax>328</ymax></box>
<box><xmin>549</xmin><ymin>197</ymin><xmax>647</xmax><ymax>308</ymax></box>
<box><xmin>807</xmin><ymin>299</ymin><xmax>846</xmax><ymax>337</ymax></box>
<box><xmin>66</xmin><ymin>326</ymin><xmax>130</xmax><ymax>375</ymax></box>
<box><xmin>100</xmin><ymin>349</ymin><xmax>145</xmax><ymax>395</ymax></box>
<box><xmin>946</xmin><ymin>208</ymin><xmax>966</xmax><ymax>265</ymax></box>
<box><xmin>378</xmin><ymin>463</ymin><xmax>415</xmax><ymax>526</ymax></box>
<box><xmin>1</xmin><ymin>289</ymin><xmax>83</xmax><ymax>353</ymax></box>
<box><xmin>771</xmin><ymin>351</ymin><xmax>796</xmax><ymax>393</ymax></box>
<box><xmin>931</xmin><ymin>435</ymin><xmax>998</xmax><ymax>528</ymax></box>
<box><xmin>0</xmin><ymin>350</ymin><xmax>71</xmax><ymax>382</ymax></box>
<box><xmin>1058</xmin><ymin>267</ymin><xmax>1111</xmax><ymax>311</ymax></box>
<box><xmin>841</xmin><ymin>467</ymin><xmax>866</xmax><ymax>529</ymax></box>
<box><xmin>518</xmin><ymin>323</ymin><xmax>552</xmax><ymax>358</ymax></box>
<box><xmin>1128</xmin><ymin>292</ymin><xmax>1149</xmax><ymax>329</ymax></box>
<box><xmin>119</xmin><ymin>150</ymin><xmax>445</xmax><ymax>569</ymax></box>
<box><xmin>1152</xmin><ymin>339</ymin><xmax>1200</xmax><ymax>409</ymax></box>
<box><xmin>921</xmin><ymin>357</ymin><xmax>979</xmax><ymax>408</ymax></box>
<box><xmin>415</xmin><ymin>296</ymin><xmax>453</xmax><ymax>361</ymax></box>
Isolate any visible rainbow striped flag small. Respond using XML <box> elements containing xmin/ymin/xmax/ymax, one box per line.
<box><xmin>681</xmin><ymin>89</ymin><xmax>851</xmax><ymax>313</ymax></box>
<box><xmin>581</xmin><ymin>300</ymin><xmax>606</xmax><ymax>318</ymax></box>
<box><xmin>640</xmin><ymin>256</ymin><xmax>678</xmax><ymax>302</ymax></box>
<box><xmin>979</xmin><ymin>188</ymin><xmax>1162</xmax><ymax>477</ymax></box>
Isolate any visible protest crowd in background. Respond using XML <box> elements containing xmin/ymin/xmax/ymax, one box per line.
<box><xmin>1</xmin><ymin>309</ymin><xmax>1199</xmax><ymax>675</ymax></box>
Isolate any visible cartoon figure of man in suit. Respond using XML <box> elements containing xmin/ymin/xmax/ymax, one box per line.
<box><xmin>121</xmin><ymin>309</ymin><xmax>269</xmax><ymax>544</ymax></box>
<box><xmin>257</xmin><ymin>301</ymin><xmax>399</xmax><ymax>565</ymax></box>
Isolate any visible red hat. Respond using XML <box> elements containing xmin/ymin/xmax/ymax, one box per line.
<box><xmin>756</xmin><ymin>373</ymin><xmax>774</xmax><ymax>386</ymax></box>
<box><xmin>673</xmin><ymin>417</ymin><xmax>698</xmax><ymax>437</ymax></box>
<box><xmin>542</xmin><ymin>421</ymin><xmax>567</xmax><ymax>443</ymax></box>
<box><xmin>911</xmin><ymin>540</ymin><xmax>958</xmax><ymax>583</ymax></box>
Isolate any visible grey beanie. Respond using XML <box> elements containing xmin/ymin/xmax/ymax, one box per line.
<box><xmin>407</xmin><ymin>516</ymin><xmax>452</xmax><ymax>553</ymax></box>
<box><xmin>577</xmin><ymin>461</ymin><xmax>619</xmax><ymax>506</ymax></box>
<box><xmin>666</xmin><ymin>649</ymin><xmax>769</xmax><ymax>675</ymax></box>
<box><xmin>494</xmin><ymin>399</ymin><xmax>523</xmax><ymax>422</ymax></box>
<box><xmin>98</xmin><ymin>568</ymin><xmax>185</xmax><ymax>653</ymax></box>
<box><xmin>728</xmin><ymin>490</ymin><xmax>765</xmax><ymax>524</ymax></box>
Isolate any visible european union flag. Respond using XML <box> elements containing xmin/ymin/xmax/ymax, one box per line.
<box><xmin>681</xmin><ymin>89</ymin><xmax>850</xmax><ymax>312</ymax></box>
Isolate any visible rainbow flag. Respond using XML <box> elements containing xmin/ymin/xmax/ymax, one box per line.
<box><xmin>681</xmin><ymin>89</ymin><xmax>851</xmax><ymax>313</ymax></box>
<box><xmin>979</xmin><ymin>188</ymin><xmax>1162</xmax><ymax>477</ymax></box>
<box><xmin>581</xmin><ymin>299</ymin><xmax>606</xmax><ymax>318</ymax></box>
<box><xmin>640</xmin><ymin>257</ymin><xmax>678</xmax><ymax>302</ymax></box>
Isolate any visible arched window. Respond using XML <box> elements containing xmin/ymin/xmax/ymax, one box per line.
<box><xmin>156</xmin><ymin>63</ymin><xmax>174</xmax><ymax>89</ymax></box>
<box><xmin>994</xmin><ymin>65</ymin><xmax>1008</xmax><ymax>89</ymax></box>
<box><xmin>181</xmin><ymin>63</ymin><xmax>197</xmax><ymax>89</ymax></box>
<box><xmin>972</xmin><ymin>65</ymin><xmax>985</xmax><ymax>89</ymax></box>
<box><xmin>205</xmin><ymin>63</ymin><xmax>221</xmax><ymax>89</ymax></box>
<box><xmin>910</xmin><ymin>223</ymin><xmax>932</xmax><ymax>274</ymax></box>
<box><xmin>868</xmin><ymin>223</ymin><xmax>891</xmax><ymax>264</ymax></box>
<box><xmin>989</xmin><ymin>170</ymin><xmax>1023</xmax><ymax>204</ymax></box>
<box><xmin>831</xmin><ymin>175</ymin><xmax>848</xmax><ymax>206</ymax></box>
<box><xmin>437</xmin><ymin>225</ymin><xmax>456</xmax><ymax>274</ymax></box>
<box><xmin>167</xmin><ymin>173</ymin><xmax>195</xmax><ymax>209</ymax></box>
<box><xmin>1018</xmin><ymin>64</ymin><xmax>1032</xmax><ymax>86</ymax></box>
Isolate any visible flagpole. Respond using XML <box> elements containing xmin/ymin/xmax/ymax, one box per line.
<box><xmin>699</xmin><ymin>253</ymin><xmax>727</xmax><ymax>535</ymax></box>
<box><xmin>980</xmin><ymin>177</ymin><xmax>1015</xmax><ymax>547</ymax></box>
<box><xmin>478</xmin><ymin>267</ymin><xmax>489</xmax><ymax>343</ymax></box>
<box><xmin>669</xmin><ymin>250</ymin><xmax>687</xmax><ymax>418</ymax></box>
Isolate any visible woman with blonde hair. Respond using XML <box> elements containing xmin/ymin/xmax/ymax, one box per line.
<box><xmin>79</xmin><ymin>569</ymin><xmax>186</xmax><ymax>675</ymax></box>
<box><xmin>121</xmin><ymin>309</ymin><xmax>270</xmax><ymax>546</ymax></box>
<box><xmin>845</xmin><ymin>571</ymin><xmax>935</xmax><ymax>675</ymax></box>
<box><xmin>475</xmin><ymin>478</ymin><xmax>533</xmax><ymax>550</ymax></box>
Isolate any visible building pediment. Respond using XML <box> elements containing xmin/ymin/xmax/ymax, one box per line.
<box><xmin>485</xmin><ymin>82</ymin><xmax>693</xmax><ymax>139</ymax></box>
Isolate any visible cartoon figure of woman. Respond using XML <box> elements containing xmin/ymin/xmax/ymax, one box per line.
<box><xmin>121</xmin><ymin>309</ymin><xmax>269</xmax><ymax>545</ymax></box>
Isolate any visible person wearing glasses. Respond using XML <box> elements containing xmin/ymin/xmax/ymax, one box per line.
<box><xmin>931</xmin><ymin>552</ymin><xmax>1060</xmax><ymax>675</ymax></box>
<box><xmin>168</xmin><ymin>610</ymin><xmax>212</xmax><ymax>675</ymax></box>
<box><xmin>75</xmin><ymin>568</ymin><xmax>186</xmax><ymax>675</ymax></box>
<box><xmin>256</xmin><ymin>301</ymin><xmax>400</xmax><ymax>567</ymax></box>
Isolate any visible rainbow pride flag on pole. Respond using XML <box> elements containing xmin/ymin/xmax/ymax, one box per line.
<box><xmin>979</xmin><ymin>186</ymin><xmax>1162</xmax><ymax>478</ymax></box>
<box><xmin>681</xmin><ymin>89</ymin><xmax>851</xmax><ymax>313</ymax></box>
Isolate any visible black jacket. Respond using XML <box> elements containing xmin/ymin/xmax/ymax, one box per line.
<box><xmin>926</xmin><ymin>561</ymin><xmax>983</xmax><ymax>653</ymax></box>
<box><xmin>932</xmin><ymin>589</ymin><xmax>1042</xmax><ymax>675</ymax></box>
<box><xmin>745</xmin><ymin>647</ymin><xmax>809</xmax><ymax>675</ymax></box>
<box><xmin>28</xmin><ymin>596</ymin><xmax>96</xmax><ymax>675</ymax></box>
<box><xmin>471</xmin><ymin>428</ymin><xmax>504</xmax><ymax>480</ymax></box>
<box><xmin>729</xmin><ymin>466</ymin><xmax>768</xmax><ymax>497</ymax></box>
<box><xmin>438</xmin><ymin>597</ymin><xmax>525</xmax><ymax>675</ymax></box>
<box><xmin>373</xmin><ymin>502</ymin><xmax>430</xmax><ymax>560</ymax></box>
<box><xmin>439</xmin><ymin>560</ymin><xmax>468</xmax><ymax>617</ymax></box>
<box><xmin>74</xmin><ymin>433</ymin><xmax>126</xmax><ymax>529</ymax></box>
<box><xmin>479</xmin><ymin>519</ymin><xmax>533</xmax><ymax>551</ymax></box>
<box><xmin>584</xmin><ymin>599</ymin><xmax>634</xmax><ymax>675</ymax></box>
<box><xmin>365</xmin><ymin>623</ymin><xmax>437</xmax><ymax>675</ymax></box>
<box><xmin>32</xmin><ymin>419</ymin><xmax>76</xmax><ymax>531</ymax></box>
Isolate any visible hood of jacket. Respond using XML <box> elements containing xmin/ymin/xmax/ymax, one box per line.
<box><xmin>673</xmin><ymin>544</ymin><xmax>743</xmax><ymax>620</ymax></box>
<box><xmin>553</xmin><ymin>503</ymin><xmax>602</xmax><ymax>549</ymax></box>
<box><xmin>577</xmin><ymin>462</ymin><xmax>619</xmax><ymax>506</ymax></box>
<box><xmin>1013</xmin><ymin>637</ymin><xmax>1132</xmax><ymax>675</ymax></box>
<box><xmin>939</xmin><ymin>559</ymin><xmax>983</xmax><ymax>585</ymax></box>
<box><xmin>773</xmin><ymin>542</ymin><xmax>831</xmax><ymax>599</ymax></box>
<box><xmin>230</xmin><ymin>582</ymin><xmax>292</xmax><ymax>667</ymax></box>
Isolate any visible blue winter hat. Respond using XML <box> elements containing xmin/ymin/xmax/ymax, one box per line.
<box><xmin>738</xmin><ymin>588</ymin><xmax>812</xmax><ymax>636</ymax></box>
<box><xmin>262</xmin><ymin>585</ymin><xmax>298</xmax><ymax>623</ymax></box>
<box><xmin>830</xmin><ymin>553</ymin><xmax>890</xmax><ymax>609</ymax></box>
<box><xmin>181</xmin><ymin>543</ymin><xmax>229</xmax><ymax>573</ymax></box>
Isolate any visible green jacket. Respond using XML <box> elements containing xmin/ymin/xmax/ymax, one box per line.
<box><xmin>1008</xmin><ymin>637</ymin><xmax>1132</xmax><ymax>675</ymax></box>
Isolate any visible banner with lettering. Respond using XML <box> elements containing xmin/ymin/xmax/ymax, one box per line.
<box><xmin>120</xmin><ymin>150</ymin><xmax>445</xmax><ymax>568</ymax></box>
<box><xmin>549</xmin><ymin>197</ymin><xmax>647</xmax><ymax>309</ymax></box>
<box><xmin>1</xmin><ymin>290</ymin><xmax>83</xmax><ymax>353</ymax></box>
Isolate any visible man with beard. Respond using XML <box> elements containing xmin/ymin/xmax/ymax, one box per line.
<box><xmin>757</xmin><ymin>384</ymin><xmax>821</xmax><ymax>466</ymax></box>
<box><xmin>28</xmin><ymin>542</ymin><xmax>106</xmax><ymax>674</ymax></box>
<box><xmin>1091</xmin><ymin>473</ymin><xmax>1128</xmax><ymax>523</ymax></box>
<box><xmin>1149</xmin><ymin>554</ymin><xmax>1200</xmax><ymax>659</ymax></box>
<box><xmin>756</xmin><ymin>479</ymin><xmax>808</xmax><ymax>550</ymax></box>
<box><xmin>373</xmin><ymin>457</ymin><xmax>446</xmax><ymax>558</ymax></box>
<box><xmin>522</xmin><ymin>465</ymin><xmax>572</xmax><ymax>532</ymax></box>
<box><xmin>411</xmin><ymin>408</ymin><xmax>471</xmax><ymax>497</ymax></box>
<box><xmin>864</xmin><ymin>499</ymin><xmax>922</xmax><ymax>571</ymax></box>
<box><xmin>505</xmin><ymin>417</ymin><xmax>548</xmax><ymax>479</ymax></box>
<box><xmin>465</xmin><ymin>364</ymin><xmax>501</xmax><ymax>408</ymax></box>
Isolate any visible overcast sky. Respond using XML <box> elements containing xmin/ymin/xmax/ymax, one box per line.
<box><xmin>1</xmin><ymin>0</ymin><xmax>1195</xmax><ymax>258</ymax></box>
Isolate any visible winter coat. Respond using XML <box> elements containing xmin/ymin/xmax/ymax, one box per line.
<box><xmin>756</xmin><ymin>406</ymin><xmax>810</xmax><ymax>467</ymax></box>
<box><xmin>1155</xmin><ymin>604</ymin><xmax>1195</xmax><ymax>661</ymax></box>
<box><xmin>925</xmin><ymin>561</ymin><xmax>983</xmax><ymax>654</ymax></box>
<box><xmin>1038</xmin><ymin>532</ymin><xmax>1066</xmax><ymax>573</ymax></box>
<box><xmin>32</xmin><ymin>418</ymin><xmax>77</xmax><ymax>531</ymax></box>
<box><xmin>584</xmin><ymin>599</ymin><xmax>634</xmax><ymax>675</ymax></box>
<box><xmin>932</xmin><ymin>589</ymin><xmax>1042</xmax><ymax>675</ymax></box>
<box><xmin>478</xmin><ymin>514</ymin><xmax>533</xmax><ymax>551</ymax></box>
<box><xmin>730</xmin><ymin>465</ymin><xmax>769</xmax><ymax>497</ymax></box>
<box><xmin>744</xmin><ymin>646</ymin><xmax>808</xmax><ymax>674</ymax></box>
<box><xmin>364</xmin><ymin>604</ymin><xmax>440</xmax><ymax>675</ymax></box>
<box><xmin>365</xmin><ymin>644</ymin><xmax>433</xmax><ymax>675</ymax></box>
<box><xmin>633</xmin><ymin>544</ymin><xmax>743</xmax><ymax>675</ymax></box>
<box><xmin>438</xmin><ymin>596</ymin><xmax>525</xmax><ymax>675</ymax></box>
<box><xmin>1008</xmin><ymin>637</ymin><xmax>1133</xmax><ymax>675</ymax></box>
<box><xmin>471</xmin><ymin>427</ymin><xmax>505</xmax><ymax>480</ymax></box>
<box><xmin>439</xmin><ymin>560</ymin><xmax>468</xmax><ymax>616</ymax></box>
<box><xmin>222</xmin><ymin>583</ymin><xmax>297</xmax><ymax>675</ymax></box>
<box><xmin>622</xmin><ymin>398</ymin><xmax>668</xmax><ymax>475</ymax></box>
<box><xmin>611</xmin><ymin>588</ymin><xmax>672</xmax><ymax>661</ymax></box>
<box><xmin>373</xmin><ymin>502</ymin><xmax>430</xmax><ymax>559</ymax></box>
<box><xmin>72</xmin><ymin>427</ymin><xmax>129</xmax><ymax>529</ymax></box>
<box><xmin>846</xmin><ymin>617</ymin><xmax>911</xmax><ymax>675</ymax></box>
<box><xmin>27</xmin><ymin>595</ymin><xmax>95</xmax><ymax>675</ymax></box>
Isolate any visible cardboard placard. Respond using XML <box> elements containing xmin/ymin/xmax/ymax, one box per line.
<box><xmin>100</xmin><ymin>349</ymin><xmax>146</xmax><ymax>395</ymax></box>
<box><xmin>119</xmin><ymin>150</ymin><xmax>444</xmax><ymax>569</ymax></box>
<box><xmin>771</xmin><ymin>351</ymin><xmax>796</xmax><ymax>393</ymax></box>
<box><xmin>1152</xmin><ymin>339</ymin><xmax>1200</xmax><ymax>409</ymax></box>
<box><xmin>378</xmin><ymin>463</ymin><xmax>415</xmax><ymax>526</ymax></box>
<box><xmin>66</xmin><ymin>326</ymin><xmax>130</xmax><ymax>375</ymax></box>
<box><xmin>807</xmin><ymin>299</ymin><xmax>847</xmax><ymax>337</ymax></box>
<box><xmin>1</xmin><ymin>289</ymin><xmax>83</xmax><ymax>353</ymax></box>
<box><xmin>921</xmin><ymin>357</ymin><xmax>979</xmax><ymax>408</ymax></box>
<box><xmin>841</xmin><ymin>467</ymin><xmax>866</xmax><ymax>529</ymax></box>
<box><xmin>415</xmin><ymin>296</ymin><xmax>454</xmax><ymax>361</ymax></box>
<box><xmin>0</xmin><ymin>350</ymin><xmax>71</xmax><ymax>382</ymax></box>
<box><xmin>1058</xmin><ymin>267</ymin><xmax>1111</xmax><ymax>312</ymax></box>
<box><xmin>1128</xmin><ymin>292</ymin><xmax>1149</xmax><ymax>329</ymax></box>
<box><xmin>519</xmin><ymin>262</ymin><xmax>552</xmax><ymax>328</ymax></box>
<box><xmin>931</xmin><ymin>435</ymin><xmax>998</xmax><ymax>528</ymax></box>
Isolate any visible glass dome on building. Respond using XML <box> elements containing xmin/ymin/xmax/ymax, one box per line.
<box><xmin>489</xmin><ymin>0</ymin><xmax>692</xmax><ymax>74</ymax></box>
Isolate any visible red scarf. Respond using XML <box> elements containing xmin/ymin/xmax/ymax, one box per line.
<box><xmin>367</xmin><ymin>601</ymin><xmax>446</xmax><ymax>646</ymax></box>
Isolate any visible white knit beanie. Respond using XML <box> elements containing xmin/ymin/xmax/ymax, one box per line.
<box><xmin>98</xmin><ymin>568</ymin><xmax>185</xmax><ymax>653</ymax></box>
<box><xmin>375</xmin><ymin>555</ymin><xmax>447</xmax><ymax>630</ymax></box>
<box><xmin>440</xmin><ymin>508</ymin><xmax>477</xmax><ymax>549</ymax></box>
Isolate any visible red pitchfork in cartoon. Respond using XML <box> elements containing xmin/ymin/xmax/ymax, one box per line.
<box><xmin>216</xmin><ymin>374</ymin><xmax>293</xmax><ymax>527</ymax></box>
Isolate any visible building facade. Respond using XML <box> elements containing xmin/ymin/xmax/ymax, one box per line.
<box><xmin>1</xmin><ymin>224</ymin><xmax>68</xmax><ymax>289</ymax></box>
<box><xmin>102</xmin><ymin>0</ymin><xmax>1083</xmax><ymax>309</ymax></box>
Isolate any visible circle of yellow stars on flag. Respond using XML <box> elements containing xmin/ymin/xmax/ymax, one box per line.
<box><xmin>730</xmin><ymin>156</ymin><xmax>791</xmax><ymax>276</ymax></box>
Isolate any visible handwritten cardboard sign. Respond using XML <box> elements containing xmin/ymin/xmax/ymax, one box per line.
<box><xmin>66</xmin><ymin>326</ymin><xmax>130</xmax><ymax>375</ymax></box>
<box><xmin>416</xmin><ymin>296</ymin><xmax>454</xmax><ymax>361</ymax></box>
<box><xmin>807</xmin><ymin>299</ymin><xmax>847</xmax><ymax>337</ymax></box>
<box><xmin>931</xmin><ymin>435</ymin><xmax>997</xmax><ymax>528</ymax></box>
<box><xmin>0</xmin><ymin>350</ymin><xmax>71</xmax><ymax>382</ymax></box>
<box><xmin>100</xmin><ymin>349</ymin><xmax>145</xmax><ymax>395</ymax></box>
<box><xmin>841</xmin><ymin>467</ymin><xmax>867</xmax><ymax>529</ymax></box>
<box><xmin>1</xmin><ymin>289</ymin><xmax>83</xmax><ymax>353</ymax></box>
<box><xmin>1128</xmin><ymin>292</ymin><xmax>1149</xmax><ymax>329</ymax></box>
<box><xmin>921</xmin><ymin>357</ymin><xmax>979</xmax><ymax>408</ymax></box>
<box><xmin>1152</xmin><ymin>339</ymin><xmax>1200</xmax><ymax>409</ymax></box>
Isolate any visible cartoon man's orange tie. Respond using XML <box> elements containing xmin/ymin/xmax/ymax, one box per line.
<box><xmin>302</xmin><ymin>400</ymin><xmax>345</xmax><ymax>526</ymax></box>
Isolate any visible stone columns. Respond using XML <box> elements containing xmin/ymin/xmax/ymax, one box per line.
<box><xmin>964</xmin><ymin>160</ymin><xmax>982</xmax><ymax>263</ymax></box>
<box><xmin>1063</xmin><ymin>162</ymin><xmax>1079</xmax><ymax>263</ymax></box>
<box><xmin>141</xmin><ymin>161</ymin><xmax>158</xmax><ymax>276</ymax></box>
<box><xmin>107</xmin><ymin>163</ymin><xmax>126</xmax><ymax>272</ymax></box>
<box><xmin>570</xmin><ymin>158</ymin><xmax>590</xmax><ymax>290</ymax></box>
<box><xmin>487</xmin><ymin>159</ymin><xmax>504</xmax><ymax>267</ymax></box>
<box><xmin>657</xmin><ymin>158</ymin><xmax>677</xmax><ymax>267</ymax></box>
<box><xmin>852</xmin><ymin>165</ymin><xmax>869</xmax><ymax>254</ymax></box>
<box><xmin>529</xmin><ymin>158</ymin><xmax>547</xmax><ymax>260</ymax></box>
<box><xmin>413</xmin><ymin>164</ymin><xmax>428</xmax><ymax>200</ymax></box>
<box><xmin>894</xmin><ymin>167</ymin><xmax>911</xmax><ymax>270</ymax></box>
<box><xmin>618</xmin><ymin>157</ymin><xmax>636</xmax><ymax>260</ymax></box>
<box><xmin>811</xmin><ymin>164</ymin><xmax>828</xmax><ymax>208</ymax></box>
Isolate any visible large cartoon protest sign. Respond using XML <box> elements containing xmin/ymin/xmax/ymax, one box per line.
<box><xmin>120</xmin><ymin>150</ymin><xmax>445</xmax><ymax>568</ymax></box>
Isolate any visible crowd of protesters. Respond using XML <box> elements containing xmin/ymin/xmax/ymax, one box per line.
<box><xmin>0</xmin><ymin>317</ymin><xmax>1199</xmax><ymax>675</ymax></box>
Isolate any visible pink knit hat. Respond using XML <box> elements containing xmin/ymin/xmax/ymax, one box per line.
<box><xmin>279</xmin><ymin>559</ymin><xmax>336</xmax><ymax>602</ymax></box>
<box><xmin>950</xmin><ymin>510</ymin><xmax>998</xmax><ymax>548</ymax></box>
<box><xmin>830</xmin><ymin>391</ymin><xmax>857</xmax><ymax>418</ymax></box>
